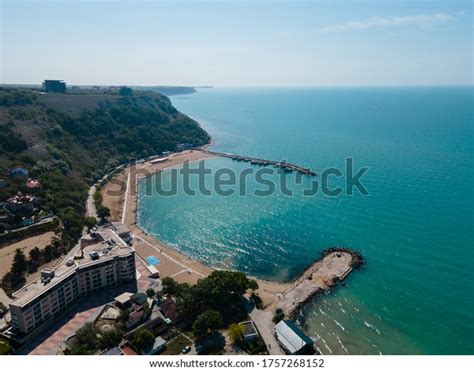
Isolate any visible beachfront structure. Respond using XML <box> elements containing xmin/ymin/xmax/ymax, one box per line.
<box><xmin>240</xmin><ymin>320</ymin><xmax>259</xmax><ymax>344</ymax></box>
<box><xmin>43</xmin><ymin>80</ymin><xmax>66</xmax><ymax>93</ymax></box>
<box><xmin>7</xmin><ymin>228</ymin><xmax>135</xmax><ymax>340</ymax></box>
<box><xmin>273</xmin><ymin>320</ymin><xmax>314</xmax><ymax>355</ymax></box>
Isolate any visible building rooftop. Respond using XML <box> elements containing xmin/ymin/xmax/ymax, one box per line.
<box><xmin>274</xmin><ymin>320</ymin><xmax>314</xmax><ymax>354</ymax></box>
<box><xmin>130</xmin><ymin>292</ymin><xmax>147</xmax><ymax>306</ymax></box>
<box><xmin>10</xmin><ymin>227</ymin><xmax>134</xmax><ymax>308</ymax></box>
<box><xmin>145</xmin><ymin>336</ymin><xmax>166</xmax><ymax>355</ymax></box>
<box><xmin>160</xmin><ymin>297</ymin><xmax>178</xmax><ymax>322</ymax></box>
<box><xmin>240</xmin><ymin>321</ymin><xmax>258</xmax><ymax>337</ymax></box>
<box><xmin>114</xmin><ymin>292</ymin><xmax>133</xmax><ymax>306</ymax></box>
<box><xmin>120</xmin><ymin>344</ymin><xmax>138</xmax><ymax>356</ymax></box>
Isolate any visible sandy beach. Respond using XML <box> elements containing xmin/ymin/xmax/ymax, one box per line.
<box><xmin>101</xmin><ymin>150</ymin><xmax>355</xmax><ymax>308</ymax></box>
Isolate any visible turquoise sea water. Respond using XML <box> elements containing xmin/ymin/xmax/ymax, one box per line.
<box><xmin>137</xmin><ymin>87</ymin><xmax>474</xmax><ymax>354</ymax></box>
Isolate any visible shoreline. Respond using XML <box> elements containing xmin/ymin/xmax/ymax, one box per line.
<box><xmin>101</xmin><ymin>149</ymin><xmax>361</xmax><ymax>307</ymax></box>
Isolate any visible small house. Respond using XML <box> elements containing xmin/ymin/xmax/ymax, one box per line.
<box><xmin>114</xmin><ymin>292</ymin><xmax>133</xmax><ymax>308</ymax></box>
<box><xmin>26</xmin><ymin>179</ymin><xmax>42</xmax><ymax>191</ymax></box>
<box><xmin>160</xmin><ymin>296</ymin><xmax>178</xmax><ymax>323</ymax></box>
<box><xmin>125</xmin><ymin>308</ymin><xmax>146</xmax><ymax>330</ymax></box>
<box><xmin>10</xmin><ymin>167</ymin><xmax>29</xmax><ymax>180</ymax></box>
<box><xmin>130</xmin><ymin>292</ymin><xmax>147</xmax><ymax>306</ymax></box>
<box><xmin>240</xmin><ymin>321</ymin><xmax>259</xmax><ymax>344</ymax></box>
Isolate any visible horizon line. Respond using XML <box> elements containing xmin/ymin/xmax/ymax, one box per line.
<box><xmin>1</xmin><ymin>82</ymin><xmax>473</xmax><ymax>89</ymax></box>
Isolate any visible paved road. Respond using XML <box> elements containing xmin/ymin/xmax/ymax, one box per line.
<box><xmin>249</xmin><ymin>308</ymin><xmax>283</xmax><ymax>355</ymax></box>
<box><xmin>86</xmin><ymin>185</ymin><xmax>97</xmax><ymax>218</ymax></box>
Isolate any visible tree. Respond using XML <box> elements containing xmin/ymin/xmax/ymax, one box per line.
<box><xmin>42</xmin><ymin>244</ymin><xmax>54</xmax><ymax>263</ymax></box>
<box><xmin>161</xmin><ymin>276</ymin><xmax>179</xmax><ymax>295</ymax></box>
<box><xmin>27</xmin><ymin>246</ymin><xmax>42</xmax><ymax>273</ymax></box>
<box><xmin>96</xmin><ymin>205</ymin><xmax>110</xmax><ymax>220</ymax></box>
<box><xmin>119</xmin><ymin>86</ymin><xmax>133</xmax><ymax>96</ymax></box>
<box><xmin>68</xmin><ymin>344</ymin><xmax>95</xmax><ymax>355</ymax></box>
<box><xmin>117</xmin><ymin>308</ymin><xmax>130</xmax><ymax>324</ymax></box>
<box><xmin>192</xmin><ymin>310</ymin><xmax>224</xmax><ymax>338</ymax></box>
<box><xmin>67</xmin><ymin>322</ymin><xmax>99</xmax><ymax>355</ymax></box>
<box><xmin>0</xmin><ymin>272</ymin><xmax>12</xmax><ymax>296</ymax></box>
<box><xmin>0</xmin><ymin>340</ymin><xmax>13</xmax><ymax>355</ymax></box>
<box><xmin>83</xmin><ymin>216</ymin><xmax>97</xmax><ymax>230</ymax></box>
<box><xmin>10</xmin><ymin>249</ymin><xmax>28</xmax><ymax>286</ymax></box>
<box><xmin>248</xmin><ymin>279</ymin><xmax>259</xmax><ymax>291</ymax></box>
<box><xmin>11</xmin><ymin>249</ymin><xmax>27</xmax><ymax>276</ymax></box>
<box><xmin>75</xmin><ymin>322</ymin><xmax>98</xmax><ymax>351</ymax></box>
<box><xmin>146</xmin><ymin>287</ymin><xmax>155</xmax><ymax>298</ymax></box>
<box><xmin>228</xmin><ymin>323</ymin><xmax>245</xmax><ymax>345</ymax></box>
<box><xmin>99</xmin><ymin>329</ymin><xmax>123</xmax><ymax>349</ymax></box>
<box><xmin>131</xmin><ymin>328</ymin><xmax>154</xmax><ymax>351</ymax></box>
<box><xmin>176</xmin><ymin>270</ymin><xmax>257</xmax><ymax>324</ymax></box>
<box><xmin>272</xmin><ymin>308</ymin><xmax>285</xmax><ymax>324</ymax></box>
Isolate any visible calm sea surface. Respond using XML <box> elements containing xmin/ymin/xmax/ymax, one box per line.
<box><xmin>137</xmin><ymin>87</ymin><xmax>474</xmax><ymax>354</ymax></box>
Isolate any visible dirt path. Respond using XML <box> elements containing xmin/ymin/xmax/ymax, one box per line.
<box><xmin>86</xmin><ymin>185</ymin><xmax>97</xmax><ymax>218</ymax></box>
<box><xmin>0</xmin><ymin>231</ymin><xmax>56</xmax><ymax>278</ymax></box>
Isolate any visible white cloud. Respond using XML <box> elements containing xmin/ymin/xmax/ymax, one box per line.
<box><xmin>319</xmin><ymin>13</ymin><xmax>456</xmax><ymax>33</ymax></box>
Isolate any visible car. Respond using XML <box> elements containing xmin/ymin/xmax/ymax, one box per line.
<box><xmin>181</xmin><ymin>346</ymin><xmax>192</xmax><ymax>354</ymax></box>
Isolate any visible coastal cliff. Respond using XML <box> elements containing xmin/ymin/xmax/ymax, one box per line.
<box><xmin>0</xmin><ymin>87</ymin><xmax>209</xmax><ymax>292</ymax></box>
<box><xmin>132</xmin><ymin>85</ymin><xmax>199</xmax><ymax>96</ymax></box>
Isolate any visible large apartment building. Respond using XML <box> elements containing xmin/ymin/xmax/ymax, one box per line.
<box><xmin>8</xmin><ymin>228</ymin><xmax>135</xmax><ymax>338</ymax></box>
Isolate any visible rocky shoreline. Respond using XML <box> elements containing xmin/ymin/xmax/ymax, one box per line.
<box><xmin>284</xmin><ymin>248</ymin><xmax>364</xmax><ymax>320</ymax></box>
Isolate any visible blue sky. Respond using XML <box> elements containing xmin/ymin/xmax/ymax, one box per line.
<box><xmin>1</xmin><ymin>0</ymin><xmax>472</xmax><ymax>86</ymax></box>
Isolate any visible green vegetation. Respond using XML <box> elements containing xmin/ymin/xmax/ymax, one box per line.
<box><xmin>67</xmin><ymin>322</ymin><xmax>99</xmax><ymax>355</ymax></box>
<box><xmin>119</xmin><ymin>86</ymin><xmax>133</xmax><ymax>96</ymax></box>
<box><xmin>2</xmin><ymin>236</ymin><xmax>63</xmax><ymax>294</ymax></box>
<box><xmin>159</xmin><ymin>272</ymin><xmax>258</xmax><ymax>344</ymax></box>
<box><xmin>161</xmin><ymin>276</ymin><xmax>181</xmax><ymax>295</ymax></box>
<box><xmin>176</xmin><ymin>270</ymin><xmax>258</xmax><ymax>324</ymax></box>
<box><xmin>192</xmin><ymin>309</ymin><xmax>224</xmax><ymax>338</ymax></box>
<box><xmin>0</xmin><ymin>87</ymin><xmax>209</xmax><ymax>293</ymax></box>
<box><xmin>131</xmin><ymin>328</ymin><xmax>155</xmax><ymax>351</ymax></box>
<box><xmin>3</xmin><ymin>249</ymin><xmax>29</xmax><ymax>289</ymax></box>
<box><xmin>272</xmin><ymin>308</ymin><xmax>285</xmax><ymax>324</ymax></box>
<box><xmin>146</xmin><ymin>287</ymin><xmax>155</xmax><ymax>298</ymax></box>
<box><xmin>83</xmin><ymin>216</ymin><xmax>97</xmax><ymax>230</ymax></box>
<box><xmin>99</xmin><ymin>328</ymin><xmax>123</xmax><ymax>349</ymax></box>
<box><xmin>117</xmin><ymin>308</ymin><xmax>131</xmax><ymax>324</ymax></box>
<box><xmin>0</xmin><ymin>339</ymin><xmax>13</xmax><ymax>355</ymax></box>
<box><xmin>0</xmin><ymin>89</ymin><xmax>37</xmax><ymax>106</ymax></box>
<box><xmin>228</xmin><ymin>323</ymin><xmax>245</xmax><ymax>346</ymax></box>
<box><xmin>93</xmin><ymin>187</ymin><xmax>110</xmax><ymax>221</ymax></box>
<box><xmin>161</xmin><ymin>334</ymin><xmax>192</xmax><ymax>355</ymax></box>
<box><xmin>246</xmin><ymin>337</ymin><xmax>268</xmax><ymax>355</ymax></box>
<box><xmin>66</xmin><ymin>322</ymin><xmax>124</xmax><ymax>355</ymax></box>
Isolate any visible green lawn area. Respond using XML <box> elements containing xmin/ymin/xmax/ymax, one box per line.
<box><xmin>0</xmin><ymin>340</ymin><xmax>12</xmax><ymax>355</ymax></box>
<box><xmin>162</xmin><ymin>334</ymin><xmax>192</xmax><ymax>355</ymax></box>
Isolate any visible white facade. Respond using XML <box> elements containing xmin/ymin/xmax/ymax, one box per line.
<box><xmin>9</xmin><ymin>230</ymin><xmax>135</xmax><ymax>336</ymax></box>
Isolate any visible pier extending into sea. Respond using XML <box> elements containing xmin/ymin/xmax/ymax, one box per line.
<box><xmin>196</xmin><ymin>149</ymin><xmax>317</xmax><ymax>176</ymax></box>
